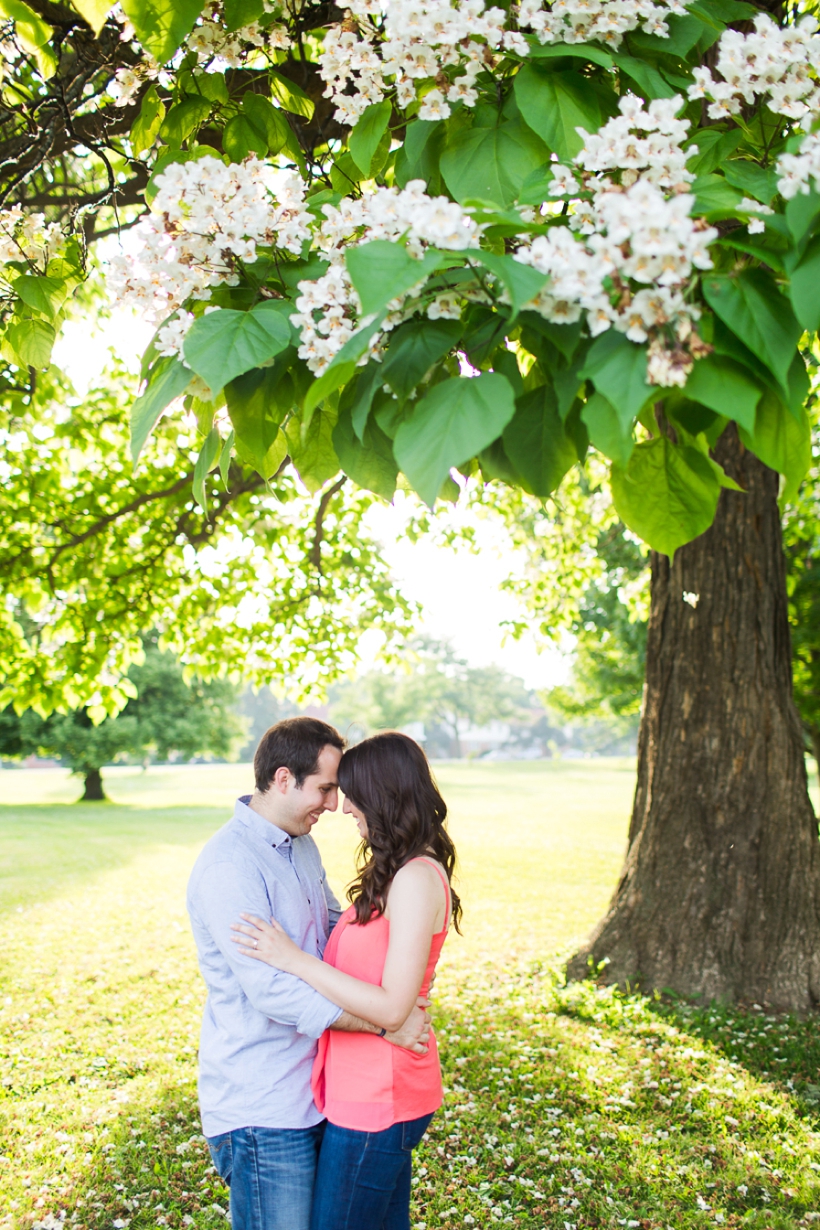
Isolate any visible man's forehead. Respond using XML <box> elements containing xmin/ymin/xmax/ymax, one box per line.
<box><xmin>314</xmin><ymin>743</ymin><xmax>342</xmax><ymax>782</ymax></box>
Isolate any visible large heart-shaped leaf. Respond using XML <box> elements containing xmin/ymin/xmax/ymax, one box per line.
<box><xmin>333</xmin><ymin>404</ymin><xmax>398</xmax><ymax>500</ymax></box>
<box><xmin>514</xmin><ymin>65</ymin><xmax>604</xmax><ymax>160</ymax></box>
<box><xmin>738</xmin><ymin>391</ymin><xmax>811</xmax><ymax>506</ymax></box>
<box><xmin>346</xmin><ymin>241</ymin><xmax>444</xmax><ymax>317</ymax></box>
<box><xmin>120</xmin><ymin>0</ymin><xmax>205</xmax><ymax>64</ymax></box>
<box><xmin>503</xmin><ymin>384</ymin><xmax>577</xmax><ymax>497</ymax></box>
<box><xmin>183</xmin><ymin>303</ymin><xmax>291</xmax><ymax>392</ymax></box>
<box><xmin>703</xmin><ymin>269</ymin><xmax>802</xmax><ymax>395</ymax></box>
<box><xmin>440</xmin><ymin>121</ymin><xmax>549</xmax><ymax>206</ymax></box>
<box><xmin>580</xmin><ymin>331</ymin><xmax>652</xmax><ymax>425</ymax></box>
<box><xmin>394</xmin><ymin>373</ymin><xmax>516</xmax><ymax>506</ymax></box>
<box><xmin>683</xmin><ymin>354</ymin><xmax>762</xmax><ymax>434</ymax></box>
<box><xmin>611</xmin><ymin>437</ymin><xmax>721</xmax><ymax>558</ymax></box>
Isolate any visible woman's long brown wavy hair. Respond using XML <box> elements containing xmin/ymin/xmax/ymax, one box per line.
<box><xmin>338</xmin><ymin>731</ymin><xmax>462</xmax><ymax>932</ymax></box>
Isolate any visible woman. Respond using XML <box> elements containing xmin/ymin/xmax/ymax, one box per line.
<box><xmin>231</xmin><ymin>730</ymin><xmax>461</xmax><ymax>1230</ymax></box>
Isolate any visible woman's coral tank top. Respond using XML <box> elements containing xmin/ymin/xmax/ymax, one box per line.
<box><xmin>311</xmin><ymin>857</ymin><xmax>450</xmax><ymax>1131</ymax></box>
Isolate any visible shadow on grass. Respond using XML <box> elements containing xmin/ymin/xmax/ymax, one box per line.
<box><xmin>0</xmin><ymin>804</ymin><xmax>227</xmax><ymax>916</ymax></box>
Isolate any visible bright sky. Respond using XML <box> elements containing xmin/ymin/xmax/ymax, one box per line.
<box><xmin>54</xmin><ymin>311</ymin><xmax>568</xmax><ymax>693</ymax></box>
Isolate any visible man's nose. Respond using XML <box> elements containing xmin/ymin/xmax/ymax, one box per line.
<box><xmin>324</xmin><ymin>788</ymin><xmax>339</xmax><ymax>811</ymax></box>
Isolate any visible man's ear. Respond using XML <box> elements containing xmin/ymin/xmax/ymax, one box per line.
<box><xmin>272</xmin><ymin>765</ymin><xmax>293</xmax><ymax>794</ymax></box>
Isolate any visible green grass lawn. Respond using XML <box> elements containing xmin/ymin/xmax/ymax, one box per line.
<box><xmin>2</xmin><ymin>760</ymin><xmax>820</xmax><ymax>1229</ymax></box>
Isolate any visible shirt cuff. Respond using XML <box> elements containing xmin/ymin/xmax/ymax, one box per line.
<box><xmin>297</xmin><ymin>999</ymin><xmax>343</xmax><ymax>1040</ymax></box>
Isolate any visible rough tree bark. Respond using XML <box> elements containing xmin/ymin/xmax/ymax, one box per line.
<box><xmin>80</xmin><ymin>768</ymin><xmax>106</xmax><ymax>801</ymax></box>
<box><xmin>568</xmin><ymin>426</ymin><xmax>820</xmax><ymax>1010</ymax></box>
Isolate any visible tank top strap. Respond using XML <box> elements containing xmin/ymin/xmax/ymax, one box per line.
<box><xmin>406</xmin><ymin>856</ymin><xmax>451</xmax><ymax>933</ymax></box>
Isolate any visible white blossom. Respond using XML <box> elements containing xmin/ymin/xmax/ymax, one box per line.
<box><xmin>686</xmin><ymin>13</ymin><xmax>820</xmax><ymax>122</ymax></box>
<box><xmin>518</xmin><ymin>0</ymin><xmax>690</xmax><ymax>50</ymax></box>
<box><xmin>776</xmin><ymin>131</ymin><xmax>820</xmax><ymax>200</ymax></box>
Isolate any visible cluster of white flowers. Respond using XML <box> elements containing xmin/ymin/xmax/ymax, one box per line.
<box><xmin>514</xmin><ymin>97</ymin><xmax>716</xmax><ymax>385</ymax></box>
<box><xmin>0</xmin><ymin>206</ymin><xmax>63</xmax><ymax>269</ymax></box>
<box><xmin>293</xmin><ymin>179</ymin><xmax>481</xmax><ymax>372</ymax></box>
<box><xmin>518</xmin><ymin>0</ymin><xmax>689</xmax><ymax>50</ymax></box>
<box><xmin>687</xmin><ymin>13</ymin><xmax>820</xmax><ymax>122</ymax></box>
<box><xmin>109</xmin><ymin>1</ymin><xmax>290</xmax><ymax>106</ymax></box>
<box><xmin>573</xmin><ymin>93</ymin><xmax>695</xmax><ymax>188</ymax></box>
<box><xmin>777</xmin><ymin>131</ymin><xmax>820</xmax><ymax>200</ymax></box>
<box><xmin>108</xmin><ymin>157</ymin><xmax>311</xmax><ymax>358</ymax></box>
<box><xmin>319</xmin><ymin>0</ymin><xmax>522</xmax><ymax>125</ymax></box>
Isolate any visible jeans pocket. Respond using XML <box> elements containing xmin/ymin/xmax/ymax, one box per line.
<box><xmin>207</xmin><ymin>1132</ymin><xmax>233</xmax><ymax>1184</ymax></box>
<box><xmin>401</xmin><ymin>1113</ymin><xmax>434</xmax><ymax>1154</ymax></box>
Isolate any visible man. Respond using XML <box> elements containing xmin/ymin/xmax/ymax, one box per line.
<box><xmin>187</xmin><ymin>716</ymin><xmax>430</xmax><ymax>1230</ymax></box>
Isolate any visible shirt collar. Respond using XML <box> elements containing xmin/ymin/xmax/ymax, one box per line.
<box><xmin>234</xmin><ymin>796</ymin><xmax>293</xmax><ymax>849</ymax></box>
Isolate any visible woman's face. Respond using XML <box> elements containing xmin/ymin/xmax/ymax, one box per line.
<box><xmin>343</xmin><ymin>795</ymin><xmax>369</xmax><ymax>841</ymax></box>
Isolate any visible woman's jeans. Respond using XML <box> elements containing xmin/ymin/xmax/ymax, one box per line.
<box><xmin>207</xmin><ymin>1122</ymin><xmax>325</xmax><ymax>1230</ymax></box>
<box><xmin>310</xmin><ymin>1112</ymin><xmax>435</xmax><ymax>1230</ymax></box>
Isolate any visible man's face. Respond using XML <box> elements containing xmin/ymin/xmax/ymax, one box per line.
<box><xmin>278</xmin><ymin>744</ymin><xmax>341</xmax><ymax>837</ymax></box>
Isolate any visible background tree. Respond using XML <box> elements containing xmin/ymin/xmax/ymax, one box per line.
<box><xmin>329</xmin><ymin>638</ymin><xmax>536</xmax><ymax>756</ymax></box>
<box><xmin>1</xmin><ymin>0</ymin><xmax>820</xmax><ymax>1004</ymax></box>
<box><xmin>0</xmin><ymin>640</ymin><xmax>247</xmax><ymax>799</ymax></box>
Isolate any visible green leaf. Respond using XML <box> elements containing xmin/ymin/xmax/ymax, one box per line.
<box><xmin>71</xmin><ymin>0</ymin><xmax>113</xmax><ymax>34</ymax></box>
<box><xmin>630</xmin><ymin>12</ymin><xmax>713</xmax><ymax>58</ymax></box>
<box><xmin>225</xmin><ymin>366</ymin><xmax>291</xmax><ymax>477</ymax></box>
<box><xmin>526</xmin><ymin>41</ymin><xmax>613</xmax><ymax>69</ymax></box>
<box><xmin>285</xmin><ymin>407</ymin><xmax>340</xmax><ymax>494</ymax></box>
<box><xmin>394</xmin><ymin>120</ymin><xmax>445</xmax><ymax>193</ymax></box>
<box><xmin>738</xmin><ymin>391</ymin><xmax>811</xmax><ymax>506</ymax></box>
<box><xmin>268</xmin><ymin>69</ymin><xmax>314</xmax><ymax>120</ymax></box>
<box><xmin>223</xmin><ymin>113</ymin><xmax>267</xmax><ymax>160</ymax></box>
<box><xmin>193</xmin><ymin>426</ymin><xmax>221</xmax><ymax>509</ymax></box>
<box><xmin>349</xmin><ymin>100</ymin><xmax>392</xmax><ymax>177</ymax></box>
<box><xmin>685</xmin><ymin>128</ymin><xmax>742</xmax><ymax>178</ymax></box>
<box><xmin>349</xmin><ymin>365</ymin><xmax>383</xmax><ymax>441</ymax></box>
<box><xmin>789</xmin><ymin>235</ymin><xmax>820</xmax><ymax>333</ymax></box>
<box><xmin>218</xmin><ymin>429</ymin><xmax>235</xmax><ymax>486</ymax></box>
<box><xmin>581</xmin><ymin>390</ymin><xmax>634</xmax><ymax>468</ymax></box>
<box><xmin>303</xmin><ymin>361</ymin><xmax>357</xmax><ymax>419</ymax></box>
<box><xmin>0</xmin><ymin>0</ymin><xmax>52</xmax><ymax>51</ymax></box>
<box><xmin>610</xmin><ymin>53</ymin><xmax>677</xmax><ymax>100</ymax></box>
<box><xmin>159</xmin><ymin>96</ymin><xmax>212</xmax><ymax>148</ymax></box>
<box><xmin>333</xmin><ymin>404</ymin><xmax>397</xmax><ymax>500</ymax></box>
<box><xmin>682</xmin><ymin>354</ymin><xmax>762</xmax><ymax>434</ymax></box>
<box><xmin>440</xmin><ymin>120</ymin><xmax>550</xmax><ymax>206</ymax></box>
<box><xmin>691</xmin><ymin>173</ymin><xmax>745</xmax><ymax>217</ymax></box>
<box><xmin>182</xmin><ymin>303</ymin><xmax>291</xmax><ymax>392</ymax></box>
<box><xmin>131</xmin><ymin>85</ymin><xmax>165</xmax><ymax>156</ymax></box>
<box><xmin>580</xmin><ymin>331</ymin><xmax>652</xmax><ymax>424</ymax></box>
<box><xmin>13</xmin><ymin>274</ymin><xmax>67</xmax><ymax>319</ymax></box>
<box><xmin>611</xmin><ymin>437</ymin><xmax>721</xmax><ymax>557</ymax></box>
<box><xmin>785</xmin><ymin>189</ymin><xmax>820</xmax><ymax>246</ymax></box>
<box><xmin>345</xmin><ymin>241</ymin><xmax>444</xmax><ymax>318</ymax></box>
<box><xmin>466</xmin><ymin>249</ymin><xmax>548</xmax><ymax>318</ymax></box>
<box><xmin>6</xmin><ymin>316</ymin><xmax>54</xmax><ymax>368</ymax></box>
<box><xmin>722</xmin><ymin>159</ymin><xmax>777</xmax><ymax>204</ymax></box>
<box><xmin>702</xmin><ymin>269</ymin><xmax>802</xmax><ymax>395</ymax></box>
<box><xmin>380</xmin><ymin>319</ymin><xmax>462</xmax><ymax>401</ymax></box>
<box><xmin>120</xmin><ymin>0</ymin><xmax>205</xmax><ymax>64</ymax></box>
<box><xmin>242</xmin><ymin>93</ymin><xmax>290</xmax><ymax>155</ymax></box>
<box><xmin>514</xmin><ymin>65</ymin><xmax>602</xmax><ymax>161</ymax></box>
<box><xmin>130</xmin><ymin>356</ymin><xmax>192</xmax><ymax>465</ymax></box>
<box><xmin>394</xmin><ymin>373</ymin><xmax>516</xmax><ymax>506</ymax></box>
<box><xmin>223</xmin><ymin>0</ymin><xmax>263</xmax><ymax>30</ymax></box>
<box><xmin>502</xmin><ymin>384</ymin><xmax>577</xmax><ymax>497</ymax></box>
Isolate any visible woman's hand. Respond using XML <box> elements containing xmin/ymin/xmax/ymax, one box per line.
<box><xmin>230</xmin><ymin>914</ymin><xmax>304</xmax><ymax>974</ymax></box>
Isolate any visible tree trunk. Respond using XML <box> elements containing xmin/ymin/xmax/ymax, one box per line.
<box><xmin>567</xmin><ymin>426</ymin><xmax>820</xmax><ymax>1010</ymax></box>
<box><xmin>80</xmin><ymin>768</ymin><xmax>106</xmax><ymax>801</ymax></box>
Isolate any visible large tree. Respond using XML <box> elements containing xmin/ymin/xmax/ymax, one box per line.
<box><xmin>2</xmin><ymin>0</ymin><xmax>820</xmax><ymax>1004</ymax></box>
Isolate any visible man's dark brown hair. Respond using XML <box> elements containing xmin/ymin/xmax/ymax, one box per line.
<box><xmin>254</xmin><ymin>716</ymin><xmax>345</xmax><ymax>792</ymax></box>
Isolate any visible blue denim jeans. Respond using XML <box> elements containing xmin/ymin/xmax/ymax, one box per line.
<box><xmin>207</xmin><ymin>1122</ymin><xmax>325</xmax><ymax>1230</ymax></box>
<box><xmin>310</xmin><ymin>1112</ymin><xmax>435</xmax><ymax>1230</ymax></box>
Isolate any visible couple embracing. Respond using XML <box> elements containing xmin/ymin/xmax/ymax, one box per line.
<box><xmin>187</xmin><ymin>716</ymin><xmax>461</xmax><ymax>1230</ymax></box>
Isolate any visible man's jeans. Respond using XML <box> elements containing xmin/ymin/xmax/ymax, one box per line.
<box><xmin>310</xmin><ymin>1112</ymin><xmax>435</xmax><ymax>1230</ymax></box>
<box><xmin>207</xmin><ymin>1122</ymin><xmax>325</xmax><ymax>1230</ymax></box>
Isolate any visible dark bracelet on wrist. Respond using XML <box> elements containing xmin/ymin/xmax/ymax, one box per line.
<box><xmin>378</xmin><ymin>1027</ymin><xmax>386</xmax><ymax>1037</ymax></box>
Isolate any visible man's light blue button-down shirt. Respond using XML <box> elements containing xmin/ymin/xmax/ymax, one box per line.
<box><xmin>187</xmin><ymin>796</ymin><xmax>343</xmax><ymax>1136</ymax></box>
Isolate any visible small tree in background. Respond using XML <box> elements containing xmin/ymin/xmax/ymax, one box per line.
<box><xmin>0</xmin><ymin>642</ymin><xmax>246</xmax><ymax>800</ymax></box>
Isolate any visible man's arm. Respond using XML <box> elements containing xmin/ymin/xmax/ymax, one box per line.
<box><xmin>321</xmin><ymin>865</ymin><xmax>344</xmax><ymax>932</ymax></box>
<box><xmin>330</xmin><ymin>1001</ymin><xmax>432</xmax><ymax>1054</ymax></box>
<box><xmin>191</xmin><ymin>860</ymin><xmax>341</xmax><ymax>1040</ymax></box>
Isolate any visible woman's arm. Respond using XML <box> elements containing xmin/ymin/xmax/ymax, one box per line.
<box><xmin>231</xmin><ymin>861</ymin><xmax>444</xmax><ymax>1033</ymax></box>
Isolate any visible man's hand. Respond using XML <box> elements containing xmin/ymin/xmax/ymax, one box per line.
<box><xmin>385</xmin><ymin>996</ymin><xmax>431</xmax><ymax>1054</ymax></box>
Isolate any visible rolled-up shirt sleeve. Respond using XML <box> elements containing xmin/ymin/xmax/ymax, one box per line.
<box><xmin>192</xmin><ymin>860</ymin><xmax>342</xmax><ymax>1039</ymax></box>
